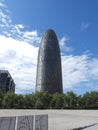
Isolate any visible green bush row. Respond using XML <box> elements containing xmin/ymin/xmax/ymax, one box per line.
<box><xmin>0</xmin><ymin>91</ymin><xmax>98</xmax><ymax>109</ymax></box>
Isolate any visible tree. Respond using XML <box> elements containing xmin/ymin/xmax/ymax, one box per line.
<box><xmin>77</xmin><ymin>95</ymin><xmax>83</xmax><ymax>109</ymax></box>
<box><xmin>34</xmin><ymin>91</ymin><xmax>52</xmax><ymax>109</ymax></box>
<box><xmin>24</xmin><ymin>93</ymin><xmax>35</xmax><ymax>108</ymax></box>
<box><xmin>83</xmin><ymin>91</ymin><xmax>98</xmax><ymax>109</ymax></box>
<box><xmin>14</xmin><ymin>94</ymin><xmax>24</xmax><ymax>108</ymax></box>
<box><xmin>64</xmin><ymin>91</ymin><xmax>77</xmax><ymax>109</ymax></box>
<box><xmin>3</xmin><ymin>92</ymin><xmax>16</xmax><ymax>108</ymax></box>
<box><xmin>35</xmin><ymin>99</ymin><xmax>43</xmax><ymax>109</ymax></box>
<box><xmin>50</xmin><ymin>93</ymin><xmax>64</xmax><ymax>109</ymax></box>
<box><xmin>90</xmin><ymin>91</ymin><xmax>98</xmax><ymax>108</ymax></box>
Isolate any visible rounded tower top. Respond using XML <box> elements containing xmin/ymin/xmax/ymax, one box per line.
<box><xmin>40</xmin><ymin>29</ymin><xmax>59</xmax><ymax>51</ymax></box>
<box><xmin>42</xmin><ymin>29</ymin><xmax>57</xmax><ymax>41</ymax></box>
<box><xmin>44</xmin><ymin>29</ymin><xmax>55</xmax><ymax>34</ymax></box>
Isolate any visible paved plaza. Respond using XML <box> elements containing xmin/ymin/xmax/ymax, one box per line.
<box><xmin>0</xmin><ymin>110</ymin><xmax>98</xmax><ymax>130</ymax></box>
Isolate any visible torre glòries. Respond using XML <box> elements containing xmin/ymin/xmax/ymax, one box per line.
<box><xmin>36</xmin><ymin>29</ymin><xmax>63</xmax><ymax>94</ymax></box>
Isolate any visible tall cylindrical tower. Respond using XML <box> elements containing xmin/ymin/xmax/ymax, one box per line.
<box><xmin>36</xmin><ymin>29</ymin><xmax>63</xmax><ymax>94</ymax></box>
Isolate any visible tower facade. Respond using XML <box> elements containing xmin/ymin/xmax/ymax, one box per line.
<box><xmin>36</xmin><ymin>29</ymin><xmax>63</xmax><ymax>94</ymax></box>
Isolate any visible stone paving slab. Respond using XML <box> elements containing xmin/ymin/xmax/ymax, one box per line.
<box><xmin>0</xmin><ymin>110</ymin><xmax>98</xmax><ymax>130</ymax></box>
<box><xmin>16</xmin><ymin>115</ymin><xmax>34</xmax><ymax>130</ymax></box>
<box><xmin>35</xmin><ymin>115</ymin><xmax>48</xmax><ymax>130</ymax></box>
<box><xmin>0</xmin><ymin>117</ymin><xmax>16</xmax><ymax>130</ymax></box>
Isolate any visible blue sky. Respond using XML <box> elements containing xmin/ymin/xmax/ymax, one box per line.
<box><xmin>0</xmin><ymin>0</ymin><xmax>98</xmax><ymax>95</ymax></box>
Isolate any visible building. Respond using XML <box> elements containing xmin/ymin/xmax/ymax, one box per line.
<box><xmin>36</xmin><ymin>29</ymin><xmax>63</xmax><ymax>94</ymax></box>
<box><xmin>0</xmin><ymin>70</ymin><xmax>15</xmax><ymax>94</ymax></box>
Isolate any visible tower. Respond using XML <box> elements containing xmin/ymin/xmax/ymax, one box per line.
<box><xmin>36</xmin><ymin>29</ymin><xmax>63</xmax><ymax>94</ymax></box>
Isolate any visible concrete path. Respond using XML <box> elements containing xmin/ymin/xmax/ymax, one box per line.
<box><xmin>0</xmin><ymin>110</ymin><xmax>98</xmax><ymax>130</ymax></box>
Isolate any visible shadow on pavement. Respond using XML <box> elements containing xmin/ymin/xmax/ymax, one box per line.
<box><xmin>72</xmin><ymin>123</ymin><xmax>97</xmax><ymax>130</ymax></box>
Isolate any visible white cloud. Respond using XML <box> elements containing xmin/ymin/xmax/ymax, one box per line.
<box><xmin>0</xmin><ymin>1</ymin><xmax>40</xmax><ymax>45</ymax></box>
<box><xmin>0</xmin><ymin>35</ymin><xmax>38</xmax><ymax>93</ymax></box>
<box><xmin>59</xmin><ymin>36</ymin><xmax>74</xmax><ymax>53</ymax></box>
<box><xmin>59</xmin><ymin>36</ymin><xmax>69</xmax><ymax>46</ymax></box>
<box><xmin>89</xmin><ymin>58</ymin><xmax>98</xmax><ymax>79</ymax></box>
<box><xmin>22</xmin><ymin>30</ymin><xmax>41</xmax><ymax>45</ymax></box>
<box><xmin>15</xmin><ymin>24</ymin><xmax>24</xmax><ymax>29</ymax></box>
<box><xmin>62</xmin><ymin>54</ymin><xmax>98</xmax><ymax>91</ymax></box>
<box><xmin>0</xmin><ymin>1</ymin><xmax>11</xmax><ymax>28</ymax></box>
<box><xmin>62</xmin><ymin>54</ymin><xmax>88</xmax><ymax>89</ymax></box>
<box><xmin>0</xmin><ymin>11</ymin><xmax>10</xmax><ymax>27</ymax></box>
<box><xmin>0</xmin><ymin>1</ymin><xmax>6</xmax><ymax>7</ymax></box>
<box><xmin>81</xmin><ymin>22</ymin><xmax>90</xmax><ymax>31</ymax></box>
